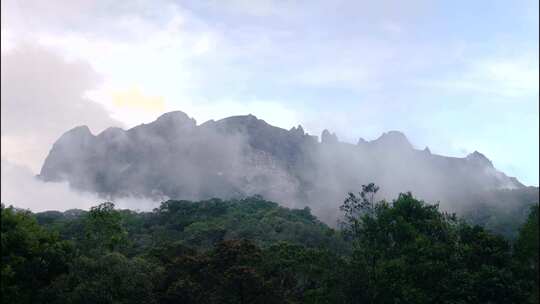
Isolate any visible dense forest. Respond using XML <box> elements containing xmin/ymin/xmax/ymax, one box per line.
<box><xmin>1</xmin><ymin>185</ymin><xmax>538</xmax><ymax>304</ymax></box>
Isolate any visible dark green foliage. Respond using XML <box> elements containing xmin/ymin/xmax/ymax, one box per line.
<box><xmin>1</xmin><ymin>188</ymin><xmax>538</xmax><ymax>303</ymax></box>
<box><xmin>82</xmin><ymin>202</ymin><xmax>128</xmax><ymax>254</ymax></box>
<box><xmin>340</xmin><ymin>189</ymin><xmax>532</xmax><ymax>304</ymax></box>
<box><xmin>35</xmin><ymin>196</ymin><xmax>347</xmax><ymax>256</ymax></box>
<box><xmin>1</xmin><ymin>204</ymin><xmax>73</xmax><ymax>304</ymax></box>
<box><xmin>149</xmin><ymin>197</ymin><xmax>345</xmax><ymax>251</ymax></box>
<box><xmin>514</xmin><ymin>204</ymin><xmax>539</xmax><ymax>303</ymax></box>
<box><xmin>261</xmin><ymin>242</ymin><xmax>347</xmax><ymax>303</ymax></box>
<box><xmin>150</xmin><ymin>239</ymin><xmax>278</xmax><ymax>304</ymax></box>
<box><xmin>49</xmin><ymin>253</ymin><xmax>162</xmax><ymax>304</ymax></box>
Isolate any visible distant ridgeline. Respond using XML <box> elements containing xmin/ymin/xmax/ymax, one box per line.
<box><xmin>38</xmin><ymin>111</ymin><xmax>534</xmax><ymax>224</ymax></box>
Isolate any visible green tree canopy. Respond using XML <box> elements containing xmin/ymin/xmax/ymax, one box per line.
<box><xmin>1</xmin><ymin>204</ymin><xmax>73</xmax><ymax>304</ymax></box>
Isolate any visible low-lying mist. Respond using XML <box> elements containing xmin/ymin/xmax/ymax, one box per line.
<box><xmin>28</xmin><ymin>111</ymin><xmax>534</xmax><ymax>226</ymax></box>
<box><xmin>1</xmin><ymin>159</ymin><xmax>161</xmax><ymax>212</ymax></box>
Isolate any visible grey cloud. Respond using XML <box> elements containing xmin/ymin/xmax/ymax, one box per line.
<box><xmin>1</xmin><ymin>44</ymin><xmax>122</xmax><ymax>171</ymax></box>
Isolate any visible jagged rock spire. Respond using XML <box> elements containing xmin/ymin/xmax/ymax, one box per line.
<box><xmin>290</xmin><ymin>125</ymin><xmax>305</xmax><ymax>136</ymax></box>
<box><xmin>321</xmin><ymin>129</ymin><xmax>338</xmax><ymax>144</ymax></box>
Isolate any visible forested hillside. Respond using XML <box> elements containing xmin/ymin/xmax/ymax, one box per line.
<box><xmin>33</xmin><ymin>196</ymin><xmax>348</xmax><ymax>255</ymax></box>
<box><xmin>2</xmin><ymin>187</ymin><xmax>538</xmax><ymax>304</ymax></box>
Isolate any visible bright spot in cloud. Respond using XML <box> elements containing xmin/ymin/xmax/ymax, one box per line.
<box><xmin>112</xmin><ymin>87</ymin><xmax>166</xmax><ymax>112</ymax></box>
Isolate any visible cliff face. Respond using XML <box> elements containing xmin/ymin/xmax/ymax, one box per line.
<box><xmin>39</xmin><ymin>111</ymin><xmax>524</xmax><ymax>221</ymax></box>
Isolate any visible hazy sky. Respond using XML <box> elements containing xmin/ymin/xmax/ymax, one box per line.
<box><xmin>1</xmin><ymin>0</ymin><xmax>538</xmax><ymax>185</ymax></box>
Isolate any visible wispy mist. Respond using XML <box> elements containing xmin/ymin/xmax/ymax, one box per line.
<box><xmin>34</xmin><ymin>111</ymin><xmax>528</xmax><ymax>225</ymax></box>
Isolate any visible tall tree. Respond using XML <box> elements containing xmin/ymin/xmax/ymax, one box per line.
<box><xmin>82</xmin><ymin>202</ymin><xmax>127</xmax><ymax>254</ymax></box>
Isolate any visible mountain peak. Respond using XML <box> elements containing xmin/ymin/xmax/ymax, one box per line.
<box><xmin>151</xmin><ymin>111</ymin><xmax>197</xmax><ymax>132</ymax></box>
<box><xmin>66</xmin><ymin>125</ymin><xmax>92</xmax><ymax>136</ymax></box>
<box><xmin>372</xmin><ymin>130</ymin><xmax>412</xmax><ymax>149</ymax></box>
<box><xmin>217</xmin><ymin>114</ymin><xmax>263</xmax><ymax>126</ymax></box>
<box><xmin>156</xmin><ymin>111</ymin><xmax>196</xmax><ymax>124</ymax></box>
<box><xmin>466</xmin><ymin>151</ymin><xmax>493</xmax><ymax>168</ymax></box>
<box><xmin>55</xmin><ymin>125</ymin><xmax>94</xmax><ymax>145</ymax></box>
<box><xmin>97</xmin><ymin>127</ymin><xmax>124</xmax><ymax>138</ymax></box>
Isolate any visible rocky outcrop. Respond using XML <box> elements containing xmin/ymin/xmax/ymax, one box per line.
<box><xmin>321</xmin><ymin>129</ymin><xmax>338</xmax><ymax>144</ymax></box>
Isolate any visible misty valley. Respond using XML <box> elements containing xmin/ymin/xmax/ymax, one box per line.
<box><xmin>1</xmin><ymin>112</ymin><xmax>539</xmax><ymax>303</ymax></box>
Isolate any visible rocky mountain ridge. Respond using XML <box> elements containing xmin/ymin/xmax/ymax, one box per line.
<box><xmin>38</xmin><ymin>111</ymin><xmax>525</xmax><ymax>222</ymax></box>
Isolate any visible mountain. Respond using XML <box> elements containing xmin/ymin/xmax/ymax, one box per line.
<box><xmin>38</xmin><ymin>111</ymin><xmax>526</xmax><ymax>223</ymax></box>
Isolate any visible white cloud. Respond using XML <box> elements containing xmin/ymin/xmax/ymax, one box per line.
<box><xmin>1</xmin><ymin>159</ymin><xmax>99</xmax><ymax>211</ymax></box>
<box><xmin>1</xmin><ymin>159</ymin><xmax>160</xmax><ymax>211</ymax></box>
<box><xmin>415</xmin><ymin>53</ymin><xmax>539</xmax><ymax>98</ymax></box>
<box><xmin>478</xmin><ymin>57</ymin><xmax>539</xmax><ymax>96</ymax></box>
<box><xmin>1</xmin><ymin>44</ymin><xmax>122</xmax><ymax>172</ymax></box>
